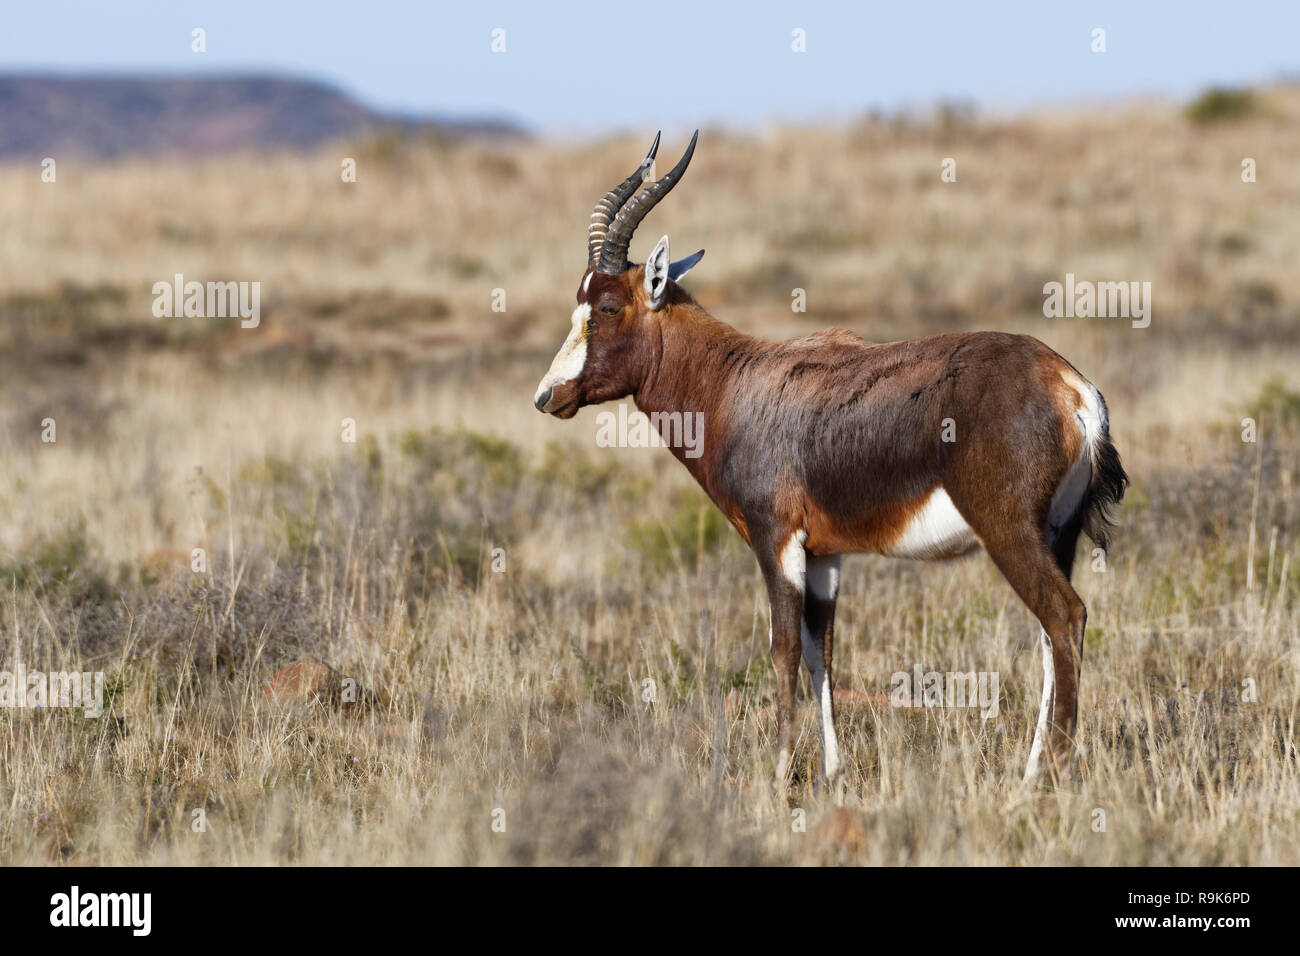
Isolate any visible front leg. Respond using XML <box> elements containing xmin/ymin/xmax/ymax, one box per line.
<box><xmin>758</xmin><ymin>528</ymin><xmax>809</xmax><ymax>784</ymax></box>
<box><xmin>804</xmin><ymin>553</ymin><xmax>842</xmax><ymax>782</ymax></box>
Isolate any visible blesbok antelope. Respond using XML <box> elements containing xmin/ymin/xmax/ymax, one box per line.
<box><xmin>534</xmin><ymin>132</ymin><xmax>1128</xmax><ymax>785</ymax></box>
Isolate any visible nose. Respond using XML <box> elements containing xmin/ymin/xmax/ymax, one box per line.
<box><xmin>533</xmin><ymin>387</ymin><xmax>552</xmax><ymax>412</ymax></box>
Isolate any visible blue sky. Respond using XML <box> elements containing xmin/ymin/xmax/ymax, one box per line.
<box><xmin>2</xmin><ymin>1</ymin><xmax>1295</xmax><ymax>134</ymax></box>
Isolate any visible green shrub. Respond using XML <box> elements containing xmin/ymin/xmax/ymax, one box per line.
<box><xmin>1247</xmin><ymin>378</ymin><xmax>1300</xmax><ymax>424</ymax></box>
<box><xmin>1185</xmin><ymin>88</ymin><xmax>1256</xmax><ymax>124</ymax></box>
<box><xmin>625</xmin><ymin>487</ymin><xmax>730</xmax><ymax>572</ymax></box>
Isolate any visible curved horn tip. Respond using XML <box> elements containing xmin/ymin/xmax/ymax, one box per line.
<box><xmin>639</xmin><ymin>131</ymin><xmax>661</xmax><ymax>179</ymax></box>
<box><xmin>660</xmin><ymin>128</ymin><xmax>702</xmax><ymax>184</ymax></box>
<box><xmin>663</xmin><ymin>130</ymin><xmax>699</xmax><ymax>180</ymax></box>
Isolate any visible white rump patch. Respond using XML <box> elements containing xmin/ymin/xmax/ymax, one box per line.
<box><xmin>1047</xmin><ymin>376</ymin><xmax>1104</xmax><ymax>541</ymax></box>
<box><xmin>884</xmin><ymin>487</ymin><xmax>980</xmax><ymax>560</ymax></box>
<box><xmin>534</xmin><ymin>303</ymin><xmax>591</xmax><ymax>404</ymax></box>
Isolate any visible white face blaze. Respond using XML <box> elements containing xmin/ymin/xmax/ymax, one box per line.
<box><xmin>534</xmin><ymin>302</ymin><xmax>592</xmax><ymax>406</ymax></box>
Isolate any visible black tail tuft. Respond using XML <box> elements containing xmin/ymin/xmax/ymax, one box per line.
<box><xmin>1081</xmin><ymin>431</ymin><xmax>1128</xmax><ymax>552</ymax></box>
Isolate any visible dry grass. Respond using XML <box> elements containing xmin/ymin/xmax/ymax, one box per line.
<box><xmin>1</xmin><ymin>90</ymin><xmax>1298</xmax><ymax>865</ymax></box>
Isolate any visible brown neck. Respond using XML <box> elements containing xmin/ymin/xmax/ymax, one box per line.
<box><xmin>632</xmin><ymin>300</ymin><xmax>763</xmax><ymax>487</ymax></box>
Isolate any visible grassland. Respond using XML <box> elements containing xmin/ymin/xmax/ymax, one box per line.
<box><xmin>0</xmin><ymin>88</ymin><xmax>1297</xmax><ymax>864</ymax></box>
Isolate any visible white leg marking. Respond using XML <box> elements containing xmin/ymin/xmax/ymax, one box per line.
<box><xmin>775</xmin><ymin>747</ymin><xmax>791</xmax><ymax>784</ymax></box>
<box><xmin>800</xmin><ymin>616</ymin><xmax>841</xmax><ymax>781</ymax></box>
<box><xmin>533</xmin><ymin>303</ymin><xmax>591</xmax><ymax>404</ymax></box>
<box><xmin>805</xmin><ymin>554</ymin><xmax>842</xmax><ymax>780</ymax></box>
<box><xmin>885</xmin><ymin>487</ymin><xmax>981</xmax><ymax>560</ymax></box>
<box><xmin>806</xmin><ymin>552</ymin><xmax>841</xmax><ymax>601</ymax></box>
<box><xmin>772</xmin><ymin>533</ymin><xmax>807</xmax><ymax>787</ymax></box>
<box><xmin>779</xmin><ymin>530</ymin><xmax>808</xmax><ymax>591</ymax></box>
<box><xmin>1024</xmin><ymin>628</ymin><xmax>1056</xmax><ymax>783</ymax></box>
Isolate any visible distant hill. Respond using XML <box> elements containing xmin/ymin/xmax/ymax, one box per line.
<box><xmin>0</xmin><ymin>74</ymin><xmax>526</xmax><ymax>159</ymax></box>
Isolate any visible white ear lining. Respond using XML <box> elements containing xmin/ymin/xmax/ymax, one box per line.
<box><xmin>645</xmin><ymin>235</ymin><xmax>671</xmax><ymax>308</ymax></box>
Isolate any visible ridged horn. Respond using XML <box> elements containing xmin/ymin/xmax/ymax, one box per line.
<box><xmin>596</xmin><ymin>130</ymin><xmax>698</xmax><ymax>275</ymax></box>
<box><xmin>587</xmin><ymin>131</ymin><xmax>660</xmax><ymax>267</ymax></box>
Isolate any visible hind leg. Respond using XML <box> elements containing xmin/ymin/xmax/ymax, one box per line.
<box><xmin>1023</xmin><ymin>514</ymin><xmax>1085</xmax><ymax>780</ymax></box>
<box><xmin>981</xmin><ymin>520</ymin><xmax>1087</xmax><ymax>785</ymax></box>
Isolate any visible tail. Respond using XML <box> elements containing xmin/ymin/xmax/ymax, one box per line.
<box><xmin>1076</xmin><ymin>388</ymin><xmax>1129</xmax><ymax>551</ymax></box>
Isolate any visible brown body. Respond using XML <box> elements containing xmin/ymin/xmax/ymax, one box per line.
<box><xmin>535</xmin><ymin>134</ymin><xmax>1127</xmax><ymax>785</ymax></box>
<box><xmin>637</xmin><ymin>294</ymin><xmax>1087</xmax><ymax>558</ymax></box>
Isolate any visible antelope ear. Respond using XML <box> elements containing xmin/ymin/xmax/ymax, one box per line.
<box><xmin>644</xmin><ymin>235</ymin><xmax>671</xmax><ymax>309</ymax></box>
<box><xmin>668</xmin><ymin>249</ymin><xmax>704</xmax><ymax>282</ymax></box>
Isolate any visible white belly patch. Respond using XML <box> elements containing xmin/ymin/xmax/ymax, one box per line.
<box><xmin>883</xmin><ymin>487</ymin><xmax>981</xmax><ymax>560</ymax></box>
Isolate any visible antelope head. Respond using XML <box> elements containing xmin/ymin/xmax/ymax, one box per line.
<box><xmin>533</xmin><ymin>131</ymin><xmax>704</xmax><ymax>418</ymax></box>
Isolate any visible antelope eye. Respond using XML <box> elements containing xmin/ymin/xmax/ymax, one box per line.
<box><xmin>586</xmin><ymin>317</ymin><xmax>598</xmax><ymax>332</ymax></box>
<box><xmin>597</xmin><ymin>302</ymin><xmax>620</xmax><ymax>316</ymax></box>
